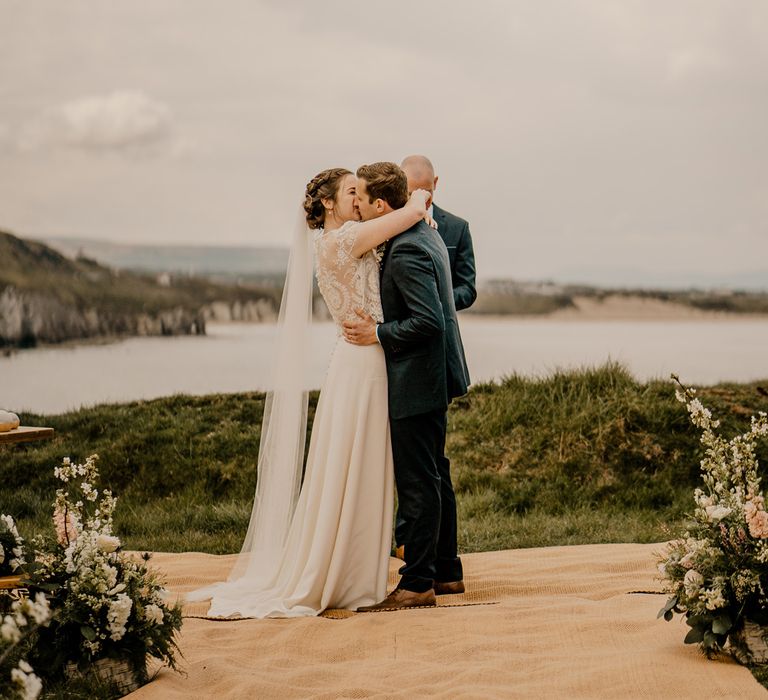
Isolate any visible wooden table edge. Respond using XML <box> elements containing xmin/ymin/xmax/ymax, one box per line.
<box><xmin>0</xmin><ymin>426</ymin><xmax>55</xmax><ymax>445</ymax></box>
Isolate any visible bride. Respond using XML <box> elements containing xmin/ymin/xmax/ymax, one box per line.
<box><xmin>189</xmin><ymin>167</ymin><xmax>431</xmax><ymax>617</ymax></box>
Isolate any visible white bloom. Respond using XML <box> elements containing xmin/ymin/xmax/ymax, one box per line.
<box><xmin>1</xmin><ymin>614</ymin><xmax>21</xmax><ymax>643</ymax></box>
<box><xmin>679</xmin><ymin>552</ymin><xmax>696</xmax><ymax>569</ymax></box>
<box><xmin>683</xmin><ymin>569</ymin><xmax>704</xmax><ymax>596</ymax></box>
<box><xmin>13</xmin><ymin>609</ymin><xmax>28</xmax><ymax>628</ymax></box>
<box><xmin>705</xmin><ymin>505</ymin><xmax>732</xmax><ymax>521</ymax></box>
<box><xmin>81</xmin><ymin>481</ymin><xmax>99</xmax><ymax>502</ymax></box>
<box><xmin>23</xmin><ymin>593</ymin><xmax>51</xmax><ymax>626</ymax></box>
<box><xmin>107</xmin><ymin>592</ymin><xmax>133</xmax><ymax>641</ymax></box>
<box><xmin>702</xmin><ymin>585</ymin><xmax>727</xmax><ymax>611</ymax></box>
<box><xmin>689</xmin><ymin>398</ymin><xmax>707</xmax><ymax>416</ymax></box>
<box><xmin>11</xmin><ymin>663</ymin><xmax>43</xmax><ymax>700</ymax></box>
<box><xmin>101</xmin><ymin>562</ymin><xmax>118</xmax><ymax>590</ymax></box>
<box><xmin>96</xmin><ymin>534</ymin><xmax>121</xmax><ymax>553</ymax></box>
<box><xmin>658</xmin><ymin>562</ymin><xmax>667</xmax><ymax>577</ymax></box>
<box><xmin>144</xmin><ymin>603</ymin><xmax>164</xmax><ymax>625</ymax></box>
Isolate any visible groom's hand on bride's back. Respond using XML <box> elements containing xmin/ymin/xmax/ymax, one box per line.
<box><xmin>342</xmin><ymin>309</ymin><xmax>378</xmax><ymax>346</ymax></box>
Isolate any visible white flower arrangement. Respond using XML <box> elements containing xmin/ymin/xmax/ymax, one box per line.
<box><xmin>25</xmin><ymin>454</ymin><xmax>183</xmax><ymax>683</ymax></box>
<box><xmin>658</xmin><ymin>375</ymin><xmax>768</xmax><ymax>658</ymax></box>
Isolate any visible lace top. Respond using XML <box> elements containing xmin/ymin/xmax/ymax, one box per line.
<box><xmin>314</xmin><ymin>220</ymin><xmax>384</xmax><ymax>333</ymax></box>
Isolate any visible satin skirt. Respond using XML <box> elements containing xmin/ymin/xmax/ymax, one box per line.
<box><xmin>206</xmin><ymin>339</ymin><xmax>394</xmax><ymax>618</ymax></box>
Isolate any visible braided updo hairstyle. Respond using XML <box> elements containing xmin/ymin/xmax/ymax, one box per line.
<box><xmin>304</xmin><ymin>167</ymin><xmax>352</xmax><ymax>230</ymax></box>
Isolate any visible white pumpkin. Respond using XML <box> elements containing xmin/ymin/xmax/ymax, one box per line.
<box><xmin>0</xmin><ymin>410</ymin><xmax>20</xmax><ymax>432</ymax></box>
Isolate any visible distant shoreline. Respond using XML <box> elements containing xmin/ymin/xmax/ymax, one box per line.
<box><xmin>465</xmin><ymin>293</ymin><xmax>768</xmax><ymax>322</ymax></box>
<box><xmin>4</xmin><ymin>293</ymin><xmax>766</xmax><ymax>357</ymax></box>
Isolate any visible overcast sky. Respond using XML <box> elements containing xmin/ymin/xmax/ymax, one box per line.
<box><xmin>1</xmin><ymin>1</ymin><xmax>766</xmax><ymax>285</ymax></box>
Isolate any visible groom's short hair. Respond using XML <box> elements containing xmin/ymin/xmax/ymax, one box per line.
<box><xmin>356</xmin><ymin>162</ymin><xmax>409</xmax><ymax>209</ymax></box>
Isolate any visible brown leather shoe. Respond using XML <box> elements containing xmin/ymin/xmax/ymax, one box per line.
<box><xmin>356</xmin><ymin>587</ymin><xmax>436</xmax><ymax>612</ymax></box>
<box><xmin>434</xmin><ymin>580</ymin><xmax>465</xmax><ymax>596</ymax></box>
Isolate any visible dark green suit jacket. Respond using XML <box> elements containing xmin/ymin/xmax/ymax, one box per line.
<box><xmin>432</xmin><ymin>204</ymin><xmax>477</xmax><ymax>311</ymax></box>
<box><xmin>377</xmin><ymin>220</ymin><xmax>470</xmax><ymax>420</ymax></box>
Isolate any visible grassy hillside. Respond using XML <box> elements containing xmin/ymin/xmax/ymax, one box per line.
<box><xmin>3</xmin><ymin>363</ymin><xmax>767</xmax><ymax>554</ymax></box>
<box><xmin>0</xmin><ymin>230</ymin><xmax>280</xmax><ymax>316</ymax></box>
<box><xmin>0</xmin><ymin>230</ymin><xmax>281</xmax><ymax>347</ymax></box>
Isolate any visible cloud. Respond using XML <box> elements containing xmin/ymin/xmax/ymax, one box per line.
<box><xmin>20</xmin><ymin>90</ymin><xmax>173</xmax><ymax>152</ymax></box>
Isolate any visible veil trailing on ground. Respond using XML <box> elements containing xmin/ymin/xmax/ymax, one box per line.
<box><xmin>188</xmin><ymin>208</ymin><xmax>314</xmax><ymax>604</ymax></box>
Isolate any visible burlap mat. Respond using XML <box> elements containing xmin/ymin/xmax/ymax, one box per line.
<box><xmin>127</xmin><ymin>543</ymin><xmax>768</xmax><ymax>699</ymax></box>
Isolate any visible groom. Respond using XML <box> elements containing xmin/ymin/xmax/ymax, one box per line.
<box><xmin>344</xmin><ymin>162</ymin><xmax>470</xmax><ymax>611</ymax></box>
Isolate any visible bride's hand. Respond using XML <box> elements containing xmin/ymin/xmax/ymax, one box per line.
<box><xmin>406</xmin><ymin>189</ymin><xmax>436</xmax><ymax>229</ymax></box>
<box><xmin>407</xmin><ymin>188</ymin><xmax>429</xmax><ymax>214</ymax></box>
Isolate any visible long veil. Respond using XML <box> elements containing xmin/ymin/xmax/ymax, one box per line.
<box><xmin>188</xmin><ymin>208</ymin><xmax>313</xmax><ymax>605</ymax></box>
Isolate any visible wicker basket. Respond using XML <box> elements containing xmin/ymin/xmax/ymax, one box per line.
<box><xmin>66</xmin><ymin>657</ymin><xmax>148</xmax><ymax>695</ymax></box>
<box><xmin>729</xmin><ymin>620</ymin><xmax>768</xmax><ymax>664</ymax></box>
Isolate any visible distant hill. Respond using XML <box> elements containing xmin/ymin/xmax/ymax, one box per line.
<box><xmin>0</xmin><ymin>230</ymin><xmax>280</xmax><ymax>348</ymax></box>
<box><xmin>25</xmin><ymin>234</ymin><xmax>768</xmax><ymax>321</ymax></box>
<box><xmin>43</xmin><ymin>237</ymin><xmax>289</xmax><ymax>280</ymax></box>
<box><xmin>468</xmin><ymin>279</ymin><xmax>768</xmax><ymax>316</ymax></box>
<box><xmin>553</xmin><ymin>264</ymin><xmax>768</xmax><ymax>292</ymax></box>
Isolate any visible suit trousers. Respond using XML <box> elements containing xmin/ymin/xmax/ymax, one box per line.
<box><xmin>390</xmin><ymin>409</ymin><xmax>463</xmax><ymax>592</ymax></box>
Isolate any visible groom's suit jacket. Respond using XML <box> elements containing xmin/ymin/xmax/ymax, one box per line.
<box><xmin>432</xmin><ymin>204</ymin><xmax>477</xmax><ymax>312</ymax></box>
<box><xmin>377</xmin><ymin>220</ymin><xmax>470</xmax><ymax>420</ymax></box>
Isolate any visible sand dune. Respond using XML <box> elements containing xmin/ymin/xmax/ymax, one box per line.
<box><xmin>127</xmin><ymin>543</ymin><xmax>766</xmax><ymax>699</ymax></box>
<box><xmin>551</xmin><ymin>295</ymin><xmax>753</xmax><ymax>321</ymax></box>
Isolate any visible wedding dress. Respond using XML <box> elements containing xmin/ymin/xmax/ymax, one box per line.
<box><xmin>195</xmin><ymin>220</ymin><xmax>394</xmax><ymax>618</ymax></box>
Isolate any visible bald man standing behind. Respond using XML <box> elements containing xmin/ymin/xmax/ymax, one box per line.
<box><xmin>394</xmin><ymin>155</ymin><xmax>477</xmax><ymax>575</ymax></box>
<box><xmin>400</xmin><ymin>155</ymin><xmax>477</xmax><ymax>311</ymax></box>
